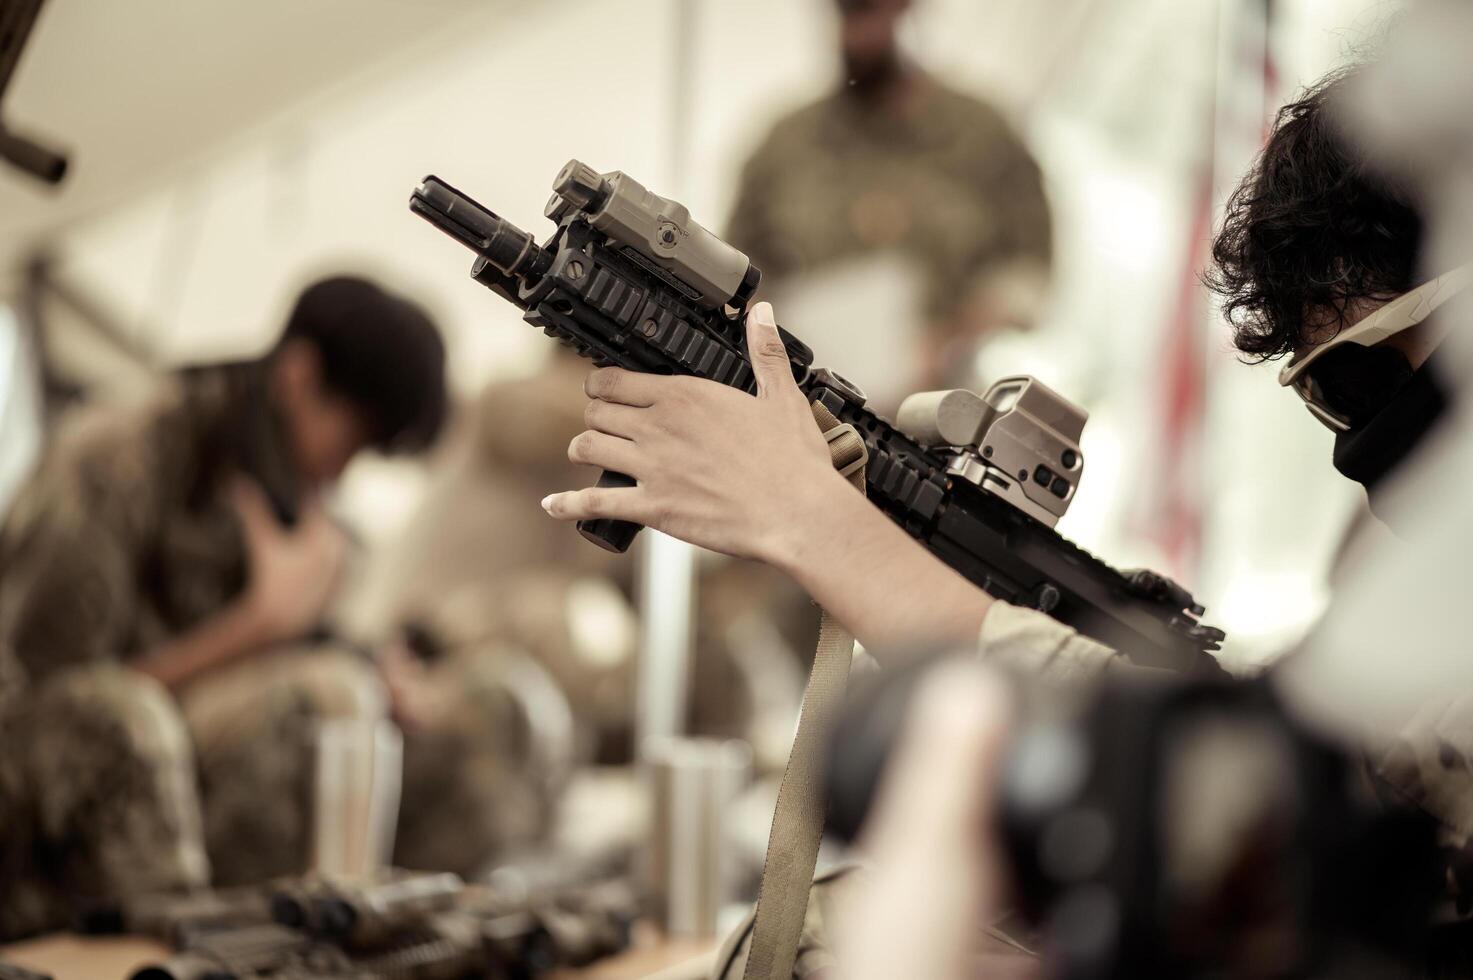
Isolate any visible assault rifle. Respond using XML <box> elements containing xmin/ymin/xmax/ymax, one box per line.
<box><xmin>123</xmin><ymin>870</ymin><xmax>636</xmax><ymax>980</ymax></box>
<box><xmin>410</xmin><ymin>161</ymin><xmax>1225</xmax><ymax>671</ymax></box>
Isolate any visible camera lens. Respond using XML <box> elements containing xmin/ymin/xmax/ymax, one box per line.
<box><xmin>1050</xmin><ymin>477</ymin><xmax>1070</xmax><ymax>499</ymax></box>
<box><xmin>1034</xmin><ymin>465</ymin><xmax>1054</xmax><ymax>487</ymax></box>
<box><xmin>1061</xmin><ymin>449</ymin><xmax>1078</xmax><ymax>469</ymax></box>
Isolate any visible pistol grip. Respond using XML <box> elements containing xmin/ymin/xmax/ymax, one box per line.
<box><xmin>576</xmin><ymin>470</ymin><xmax>643</xmax><ymax>553</ymax></box>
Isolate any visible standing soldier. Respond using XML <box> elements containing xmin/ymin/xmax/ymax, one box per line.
<box><xmin>0</xmin><ymin>276</ymin><xmax>448</xmax><ymax>939</ymax></box>
<box><xmin>727</xmin><ymin>0</ymin><xmax>1052</xmax><ymax>407</ymax></box>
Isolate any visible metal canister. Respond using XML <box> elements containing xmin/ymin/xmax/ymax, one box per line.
<box><xmin>644</xmin><ymin>737</ymin><xmax>752</xmax><ymax>938</ymax></box>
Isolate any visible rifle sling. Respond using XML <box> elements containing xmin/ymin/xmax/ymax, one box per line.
<box><xmin>740</xmin><ymin>401</ymin><xmax>867</xmax><ymax>980</ymax></box>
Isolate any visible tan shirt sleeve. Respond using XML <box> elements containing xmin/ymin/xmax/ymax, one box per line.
<box><xmin>976</xmin><ymin>601</ymin><xmax>1122</xmax><ymax>685</ymax></box>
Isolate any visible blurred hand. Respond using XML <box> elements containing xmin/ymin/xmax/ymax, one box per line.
<box><xmin>540</xmin><ymin>301</ymin><xmax>851</xmax><ymax>564</ymax></box>
<box><xmin>377</xmin><ymin>636</ymin><xmax>441</xmax><ymax>733</ymax></box>
<box><xmin>232</xmin><ymin>479</ymin><xmax>347</xmax><ymax>645</ymax></box>
<box><xmin>835</xmin><ymin>663</ymin><xmax>1034</xmax><ymax>980</ymax></box>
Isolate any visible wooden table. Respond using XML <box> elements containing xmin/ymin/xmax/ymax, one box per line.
<box><xmin>0</xmin><ymin>934</ymin><xmax>169</xmax><ymax>979</ymax></box>
<box><xmin>0</xmin><ymin>926</ymin><xmax>716</xmax><ymax>980</ymax></box>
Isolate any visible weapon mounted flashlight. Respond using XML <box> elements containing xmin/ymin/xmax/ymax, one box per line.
<box><xmin>547</xmin><ymin>159</ymin><xmax>761</xmax><ymax>310</ymax></box>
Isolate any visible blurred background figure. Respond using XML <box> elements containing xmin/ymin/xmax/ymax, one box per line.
<box><xmin>727</xmin><ymin>0</ymin><xmax>1051</xmax><ymax>410</ymax></box>
<box><xmin>0</xmin><ymin>275</ymin><xmax>446</xmax><ymax>938</ymax></box>
<box><xmin>368</xmin><ymin>347</ymin><xmax>819</xmax><ymax>875</ymax></box>
<box><xmin>365</xmin><ymin>350</ymin><xmax>628</xmax><ymax>618</ymax></box>
<box><xmin>384</xmin><ymin>592</ymin><xmax>587</xmax><ymax>877</ymax></box>
<box><xmin>715</xmin><ymin>0</ymin><xmax>1055</xmax><ymax>829</ymax></box>
<box><xmin>355</xmin><ymin>349</ymin><xmax>639</xmax><ymax>876</ymax></box>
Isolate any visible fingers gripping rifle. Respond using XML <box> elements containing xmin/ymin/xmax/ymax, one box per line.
<box><xmin>410</xmin><ymin>161</ymin><xmax>1225</xmax><ymax>670</ymax></box>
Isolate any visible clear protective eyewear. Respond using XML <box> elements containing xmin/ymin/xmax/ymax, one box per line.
<box><xmin>1278</xmin><ymin>266</ymin><xmax>1472</xmax><ymax>431</ymax></box>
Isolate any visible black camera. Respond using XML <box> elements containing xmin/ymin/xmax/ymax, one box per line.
<box><xmin>826</xmin><ymin>662</ymin><xmax>1442</xmax><ymax>979</ymax></box>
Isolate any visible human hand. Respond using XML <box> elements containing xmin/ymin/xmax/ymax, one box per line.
<box><xmin>232</xmin><ymin>479</ymin><xmax>347</xmax><ymax>645</ymax></box>
<box><xmin>835</xmin><ymin>663</ymin><xmax>1033</xmax><ymax>980</ymax></box>
<box><xmin>540</xmin><ymin>301</ymin><xmax>852</xmax><ymax>564</ymax></box>
<box><xmin>377</xmin><ymin>636</ymin><xmax>442</xmax><ymax>733</ymax></box>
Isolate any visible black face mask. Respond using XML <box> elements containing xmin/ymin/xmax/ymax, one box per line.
<box><xmin>1331</xmin><ymin>350</ymin><xmax>1452</xmax><ymax>505</ymax></box>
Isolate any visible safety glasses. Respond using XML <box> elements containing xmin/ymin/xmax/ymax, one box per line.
<box><xmin>1278</xmin><ymin>266</ymin><xmax>1471</xmax><ymax>431</ymax></box>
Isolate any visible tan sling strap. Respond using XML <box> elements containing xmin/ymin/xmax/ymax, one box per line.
<box><xmin>739</xmin><ymin>401</ymin><xmax>867</xmax><ymax>980</ymax></box>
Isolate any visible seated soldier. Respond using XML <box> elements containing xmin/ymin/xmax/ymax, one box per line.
<box><xmin>0</xmin><ymin>275</ymin><xmax>447</xmax><ymax>939</ymax></box>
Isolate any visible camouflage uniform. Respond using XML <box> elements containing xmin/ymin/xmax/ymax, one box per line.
<box><xmin>726</xmin><ymin>75</ymin><xmax>1052</xmax><ymax>327</ymax></box>
<box><xmin>0</xmin><ymin>363</ymin><xmax>383</xmax><ymax>940</ymax></box>
<box><xmin>392</xmin><ymin>618</ymin><xmax>581</xmax><ymax>876</ymax></box>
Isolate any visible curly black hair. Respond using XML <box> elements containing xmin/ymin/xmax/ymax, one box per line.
<box><xmin>1205</xmin><ymin>69</ymin><xmax>1424</xmax><ymax>361</ymax></box>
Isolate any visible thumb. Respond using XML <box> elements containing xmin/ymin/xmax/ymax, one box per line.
<box><xmin>745</xmin><ymin>301</ymin><xmax>798</xmax><ymax>399</ymax></box>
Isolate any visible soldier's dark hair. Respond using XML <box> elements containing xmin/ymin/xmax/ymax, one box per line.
<box><xmin>278</xmin><ymin>275</ymin><xmax>448</xmax><ymax>453</ymax></box>
<box><xmin>1205</xmin><ymin>69</ymin><xmax>1424</xmax><ymax>361</ymax></box>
